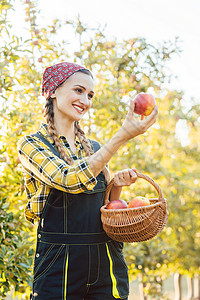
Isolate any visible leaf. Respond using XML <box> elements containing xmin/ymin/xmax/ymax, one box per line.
<box><xmin>2</xmin><ymin>202</ymin><xmax>10</xmax><ymax>209</ymax></box>
<box><xmin>1</xmin><ymin>229</ymin><xmax>6</xmax><ymax>240</ymax></box>
<box><xmin>18</xmin><ymin>263</ymin><xmax>30</xmax><ymax>269</ymax></box>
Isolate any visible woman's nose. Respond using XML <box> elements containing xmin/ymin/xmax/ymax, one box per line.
<box><xmin>80</xmin><ymin>94</ymin><xmax>90</xmax><ymax>106</ymax></box>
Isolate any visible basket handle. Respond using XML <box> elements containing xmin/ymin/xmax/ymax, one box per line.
<box><xmin>104</xmin><ymin>171</ymin><xmax>165</xmax><ymax>205</ymax></box>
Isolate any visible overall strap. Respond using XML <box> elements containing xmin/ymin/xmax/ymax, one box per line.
<box><xmin>89</xmin><ymin>139</ymin><xmax>101</xmax><ymax>153</ymax></box>
<box><xmin>31</xmin><ymin>132</ymin><xmax>62</xmax><ymax>159</ymax></box>
<box><xmin>30</xmin><ymin>132</ymin><xmax>63</xmax><ymax>229</ymax></box>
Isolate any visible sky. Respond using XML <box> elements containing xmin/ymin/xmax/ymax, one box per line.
<box><xmin>11</xmin><ymin>0</ymin><xmax>200</xmax><ymax>104</ymax></box>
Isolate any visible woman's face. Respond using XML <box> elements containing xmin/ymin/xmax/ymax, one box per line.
<box><xmin>52</xmin><ymin>72</ymin><xmax>94</xmax><ymax>122</ymax></box>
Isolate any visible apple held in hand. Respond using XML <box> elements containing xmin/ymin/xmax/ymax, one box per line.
<box><xmin>106</xmin><ymin>199</ymin><xmax>128</xmax><ymax>209</ymax></box>
<box><xmin>127</xmin><ymin>196</ymin><xmax>150</xmax><ymax>208</ymax></box>
<box><xmin>134</xmin><ymin>93</ymin><xmax>156</xmax><ymax>117</ymax></box>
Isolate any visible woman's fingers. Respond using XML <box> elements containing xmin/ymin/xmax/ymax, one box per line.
<box><xmin>113</xmin><ymin>172</ymin><xmax>123</xmax><ymax>186</ymax></box>
<box><xmin>129</xmin><ymin>169</ymin><xmax>137</xmax><ymax>183</ymax></box>
<box><xmin>114</xmin><ymin>169</ymin><xmax>137</xmax><ymax>186</ymax></box>
<box><xmin>127</xmin><ymin>99</ymin><xmax>135</xmax><ymax>117</ymax></box>
<box><xmin>143</xmin><ymin>105</ymin><xmax>158</xmax><ymax>128</ymax></box>
<box><xmin>123</xmin><ymin>170</ymin><xmax>131</xmax><ymax>182</ymax></box>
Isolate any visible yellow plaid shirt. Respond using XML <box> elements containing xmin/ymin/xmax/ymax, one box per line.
<box><xmin>17</xmin><ymin>123</ymin><xmax>97</xmax><ymax>224</ymax></box>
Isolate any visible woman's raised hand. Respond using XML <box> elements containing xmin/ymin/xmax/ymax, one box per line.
<box><xmin>120</xmin><ymin>99</ymin><xmax>158</xmax><ymax>141</ymax></box>
<box><xmin>88</xmin><ymin>99</ymin><xmax>158</xmax><ymax>179</ymax></box>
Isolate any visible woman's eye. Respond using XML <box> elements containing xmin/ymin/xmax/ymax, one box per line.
<box><xmin>88</xmin><ymin>94</ymin><xmax>93</xmax><ymax>99</ymax></box>
<box><xmin>76</xmin><ymin>88</ymin><xmax>82</xmax><ymax>93</ymax></box>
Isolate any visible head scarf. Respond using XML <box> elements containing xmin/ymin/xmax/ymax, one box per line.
<box><xmin>42</xmin><ymin>62</ymin><xmax>87</xmax><ymax>100</ymax></box>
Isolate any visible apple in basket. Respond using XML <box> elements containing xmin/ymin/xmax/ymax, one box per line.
<box><xmin>134</xmin><ymin>93</ymin><xmax>156</xmax><ymax>117</ymax></box>
<box><xmin>106</xmin><ymin>200</ymin><xmax>128</xmax><ymax>209</ymax></box>
<box><xmin>127</xmin><ymin>196</ymin><xmax>150</xmax><ymax>208</ymax></box>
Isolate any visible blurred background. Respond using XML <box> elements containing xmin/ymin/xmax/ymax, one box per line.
<box><xmin>0</xmin><ymin>0</ymin><xmax>200</xmax><ymax>299</ymax></box>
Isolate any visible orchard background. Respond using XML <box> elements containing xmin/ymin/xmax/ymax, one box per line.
<box><xmin>0</xmin><ymin>0</ymin><xmax>200</xmax><ymax>299</ymax></box>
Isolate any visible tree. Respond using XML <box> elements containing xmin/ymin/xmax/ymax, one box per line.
<box><xmin>0</xmin><ymin>0</ymin><xmax>72</xmax><ymax>298</ymax></box>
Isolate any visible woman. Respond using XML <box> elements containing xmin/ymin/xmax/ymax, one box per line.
<box><xmin>18</xmin><ymin>62</ymin><xmax>158</xmax><ymax>300</ymax></box>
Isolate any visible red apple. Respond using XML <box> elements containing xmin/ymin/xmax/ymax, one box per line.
<box><xmin>16</xmin><ymin>157</ymin><xmax>21</xmax><ymax>164</ymax></box>
<box><xmin>8</xmin><ymin>223</ymin><xmax>15</xmax><ymax>230</ymax></box>
<box><xmin>32</xmin><ymin>40</ymin><xmax>39</xmax><ymax>45</ymax></box>
<box><xmin>127</xmin><ymin>196</ymin><xmax>150</xmax><ymax>208</ymax></box>
<box><xmin>34</xmin><ymin>29</ymin><xmax>40</xmax><ymax>35</ymax></box>
<box><xmin>134</xmin><ymin>93</ymin><xmax>156</xmax><ymax>117</ymax></box>
<box><xmin>106</xmin><ymin>199</ymin><xmax>128</xmax><ymax>209</ymax></box>
<box><xmin>20</xmin><ymin>184</ymin><xmax>25</xmax><ymax>192</ymax></box>
<box><xmin>130</xmin><ymin>74</ymin><xmax>136</xmax><ymax>82</ymax></box>
<box><xmin>0</xmin><ymin>156</ymin><xmax>7</xmax><ymax>163</ymax></box>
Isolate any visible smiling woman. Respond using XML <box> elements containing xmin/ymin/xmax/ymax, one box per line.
<box><xmin>17</xmin><ymin>61</ymin><xmax>158</xmax><ymax>300</ymax></box>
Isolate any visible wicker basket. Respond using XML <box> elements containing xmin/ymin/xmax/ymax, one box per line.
<box><xmin>100</xmin><ymin>172</ymin><xmax>168</xmax><ymax>243</ymax></box>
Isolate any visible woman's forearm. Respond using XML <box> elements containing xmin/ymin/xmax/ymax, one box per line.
<box><xmin>88</xmin><ymin>128</ymin><xmax>127</xmax><ymax>177</ymax></box>
<box><xmin>109</xmin><ymin>186</ymin><xmax>122</xmax><ymax>201</ymax></box>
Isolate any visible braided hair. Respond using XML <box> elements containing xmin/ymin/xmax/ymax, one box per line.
<box><xmin>44</xmin><ymin>69</ymin><xmax>110</xmax><ymax>184</ymax></box>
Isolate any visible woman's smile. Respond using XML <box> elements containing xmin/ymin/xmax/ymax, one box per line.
<box><xmin>72</xmin><ymin>104</ymin><xmax>85</xmax><ymax>114</ymax></box>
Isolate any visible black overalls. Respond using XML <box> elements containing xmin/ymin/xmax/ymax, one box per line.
<box><xmin>31</xmin><ymin>133</ymin><xmax>129</xmax><ymax>300</ymax></box>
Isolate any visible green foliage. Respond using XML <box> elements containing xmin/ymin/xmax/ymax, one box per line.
<box><xmin>0</xmin><ymin>0</ymin><xmax>200</xmax><ymax>298</ymax></box>
<box><xmin>0</xmin><ymin>197</ymin><xmax>34</xmax><ymax>298</ymax></box>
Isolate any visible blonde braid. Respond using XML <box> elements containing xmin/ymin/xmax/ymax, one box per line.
<box><xmin>74</xmin><ymin>121</ymin><xmax>93</xmax><ymax>156</ymax></box>
<box><xmin>45</xmin><ymin>98</ymin><xmax>73</xmax><ymax>165</ymax></box>
<box><xmin>74</xmin><ymin>121</ymin><xmax>110</xmax><ymax>184</ymax></box>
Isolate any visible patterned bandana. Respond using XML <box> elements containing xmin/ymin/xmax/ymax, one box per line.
<box><xmin>42</xmin><ymin>62</ymin><xmax>87</xmax><ymax>100</ymax></box>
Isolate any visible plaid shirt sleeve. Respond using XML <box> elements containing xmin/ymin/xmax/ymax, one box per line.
<box><xmin>17</xmin><ymin>135</ymin><xmax>97</xmax><ymax>193</ymax></box>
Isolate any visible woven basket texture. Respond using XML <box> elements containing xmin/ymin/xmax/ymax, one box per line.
<box><xmin>100</xmin><ymin>172</ymin><xmax>168</xmax><ymax>243</ymax></box>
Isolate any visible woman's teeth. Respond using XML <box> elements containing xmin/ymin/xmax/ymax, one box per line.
<box><xmin>73</xmin><ymin>105</ymin><xmax>84</xmax><ymax>113</ymax></box>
